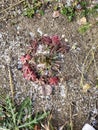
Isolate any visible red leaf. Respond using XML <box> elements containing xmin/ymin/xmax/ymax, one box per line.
<box><xmin>22</xmin><ymin>63</ymin><xmax>37</xmax><ymax>81</ymax></box>
<box><xmin>51</xmin><ymin>35</ymin><xmax>61</xmax><ymax>45</ymax></box>
<box><xmin>23</xmin><ymin>72</ymin><xmax>31</xmax><ymax>80</ymax></box>
<box><xmin>30</xmin><ymin>39</ymin><xmax>38</xmax><ymax>53</ymax></box>
<box><xmin>23</xmin><ymin>70</ymin><xmax>37</xmax><ymax>81</ymax></box>
<box><xmin>20</xmin><ymin>54</ymin><xmax>31</xmax><ymax>63</ymax></box>
<box><xmin>25</xmin><ymin>54</ymin><xmax>31</xmax><ymax>61</ymax></box>
<box><xmin>20</xmin><ymin>55</ymin><xmax>26</xmax><ymax>64</ymax></box>
<box><xmin>31</xmin><ymin>72</ymin><xmax>37</xmax><ymax>81</ymax></box>
<box><xmin>49</xmin><ymin>77</ymin><xmax>59</xmax><ymax>85</ymax></box>
<box><xmin>42</xmin><ymin>36</ymin><xmax>52</xmax><ymax>45</ymax></box>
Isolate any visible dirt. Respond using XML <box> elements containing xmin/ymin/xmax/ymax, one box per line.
<box><xmin>0</xmin><ymin>1</ymin><xmax>98</xmax><ymax>130</ymax></box>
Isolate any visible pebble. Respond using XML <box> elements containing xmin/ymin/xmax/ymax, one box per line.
<box><xmin>52</xmin><ymin>11</ymin><xmax>60</xmax><ymax>18</ymax></box>
<box><xmin>0</xmin><ymin>33</ymin><xmax>2</xmax><ymax>39</ymax></box>
<box><xmin>37</xmin><ymin>28</ymin><xmax>43</xmax><ymax>36</ymax></box>
<box><xmin>92</xmin><ymin>0</ymin><xmax>98</xmax><ymax>4</ymax></box>
<box><xmin>61</xmin><ymin>34</ymin><xmax>65</xmax><ymax>38</ymax></box>
<box><xmin>17</xmin><ymin>63</ymin><xmax>22</xmax><ymax>70</ymax></box>
<box><xmin>77</xmin><ymin>17</ymin><xmax>87</xmax><ymax>25</ymax></box>
<box><xmin>29</xmin><ymin>32</ymin><xmax>35</xmax><ymax>39</ymax></box>
<box><xmin>17</xmin><ymin>26</ymin><xmax>20</xmax><ymax>30</ymax></box>
<box><xmin>65</xmin><ymin>38</ymin><xmax>68</xmax><ymax>42</ymax></box>
<box><xmin>76</xmin><ymin>4</ymin><xmax>82</xmax><ymax>10</ymax></box>
<box><xmin>60</xmin><ymin>85</ymin><xmax>66</xmax><ymax>98</ymax></box>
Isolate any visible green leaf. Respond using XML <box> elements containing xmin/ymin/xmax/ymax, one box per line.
<box><xmin>60</xmin><ymin>6</ymin><xmax>75</xmax><ymax>21</ymax></box>
<box><xmin>17</xmin><ymin>97</ymin><xmax>31</xmax><ymax>125</ymax></box>
<box><xmin>60</xmin><ymin>7</ymin><xmax>67</xmax><ymax>15</ymax></box>
<box><xmin>19</xmin><ymin>111</ymin><xmax>50</xmax><ymax>128</ymax></box>
<box><xmin>5</xmin><ymin>96</ymin><xmax>17</xmax><ymax>126</ymax></box>
<box><xmin>23</xmin><ymin>8</ymin><xmax>35</xmax><ymax>18</ymax></box>
<box><xmin>0</xmin><ymin>127</ymin><xmax>10</xmax><ymax>130</ymax></box>
<box><xmin>39</xmin><ymin>10</ymin><xmax>44</xmax><ymax>16</ymax></box>
<box><xmin>80</xmin><ymin>1</ymin><xmax>88</xmax><ymax>8</ymax></box>
<box><xmin>78</xmin><ymin>23</ymin><xmax>91</xmax><ymax>34</ymax></box>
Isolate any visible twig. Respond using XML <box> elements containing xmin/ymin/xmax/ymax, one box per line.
<box><xmin>0</xmin><ymin>0</ymin><xmax>25</xmax><ymax>14</ymax></box>
<box><xmin>70</xmin><ymin>104</ymin><xmax>73</xmax><ymax>130</ymax></box>
<box><xmin>92</xmin><ymin>49</ymin><xmax>98</xmax><ymax>76</ymax></box>
<box><xmin>8</xmin><ymin>66</ymin><xmax>14</xmax><ymax>102</ymax></box>
<box><xmin>80</xmin><ymin>48</ymin><xmax>92</xmax><ymax>86</ymax></box>
<box><xmin>80</xmin><ymin>43</ymin><xmax>98</xmax><ymax>87</ymax></box>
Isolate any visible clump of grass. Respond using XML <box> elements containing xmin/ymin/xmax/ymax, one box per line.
<box><xmin>23</xmin><ymin>8</ymin><xmax>35</xmax><ymax>18</ymax></box>
<box><xmin>60</xmin><ymin>0</ymin><xmax>88</xmax><ymax>21</ymax></box>
<box><xmin>23</xmin><ymin>0</ymin><xmax>46</xmax><ymax>18</ymax></box>
<box><xmin>0</xmin><ymin>96</ymin><xmax>49</xmax><ymax>130</ymax></box>
<box><xmin>79</xmin><ymin>1</ymin><xmax>88</xmax><ymax>17</ymax></box>
<box><xmin>88</xmin><ymin>4</ymin><xmax>98</xmax><ymax>16</ymax></box>
<box><xmin>60</xmin><ymin>6</ymin><xmax>75</xmax><ymax>21</ymax></box>
<box><xmin>60</xmin><ymin>1</ymin><xmax>98</xmax><ymax>22</ymax></box>
<box><xmin>78</xmin><ymin>23</ymin><xmax>91</xmax><ymax>34</ymax></box>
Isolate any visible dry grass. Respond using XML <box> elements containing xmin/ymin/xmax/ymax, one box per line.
<box><xmin>80</xmin><ymin>42</ymin><xmax>98</xmax><ymax>87</ymax></box>
<box><xmin>0</xmin><ymin>0</ymin><xmax>25</xmax><ymax>21</ymax></box>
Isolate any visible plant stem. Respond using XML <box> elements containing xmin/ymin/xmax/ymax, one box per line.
<box><xmin>18</xmin><ymin>119</ymin><xmax>36</xmax><ymax>128</ymax></box>
<box><xmin>0</xmin><ymin>0</ymin><xmax>25</xmax><ymax>14</ymax></box>
<box><xmin>8</xmin><ymin>66</ymin><xmax>14</xmax><ymax>102</ymax></box>
<box><xmin>19</xmin><ymin>112</ymin><xmax>49</xmax><ymax>128</ymax></box>
<box><xmin>0</xmin><ymin>127</ymin><xmax>10</xmax><ymax>130</ymax></box>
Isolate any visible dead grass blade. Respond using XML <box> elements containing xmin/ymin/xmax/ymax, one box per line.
<box><xmin>8</xmin><ymin>66</ymin><xmax>14</xmax><ymax>101</ymax></box>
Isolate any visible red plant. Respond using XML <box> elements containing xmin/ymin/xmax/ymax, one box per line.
<box><xmin>51</xmin><ymin>35</ymin><xmax>61</xmax><ymax>45</ymax></box>
<box><xmin>42</xmin><ymin>36</ymin><xmax>52</xmax><ymax>45</ymax></box>
<box><xmin>56</xmin><ymin>44</ymin><xmax>70</xmax><ymax>54</ymax></box>
<box><xmin>22</xmin><ymin>64</ymin><xmax>31</xmax><ymax>73</ymax></box>
<box><xmin>20</xmin><ymin>35</ymin><xmax>70</xmax><ymax>89</ymax></box>
<box><xmin>48</xmin><ymin>77</ymin><xmax>59</xmax><ymax>85</ymax></box>
<box><xmin>30</xmin><ymin>39</ymin><xmax>38</xmax><ymax>53</ymax></box>
<box><xmin>23</xmin><ymin>71</ymin><xmax>37</xmax><ymax>81</ymax></box>
<box><xmin>22</xmin><ymin>64</ymin><xmax>37</xmax><ymax>81</ymax></box>
<box><xmin>31</xmin><ymin>72</ymin><xmax>37</xmax><ymax>81</ymax></box>
<box><xmin>20</xmin><ymin>54</ymin><xmax>31</xmax><ymax>63</ymax></box>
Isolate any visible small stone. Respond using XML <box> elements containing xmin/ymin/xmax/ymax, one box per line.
<box><xmin>37</xmin><ymin>28</ymin><xmax>43</xmax><ymax>36</ymax></box>
<box><xmin>17</xmin><ymin>26</ymin><xmax>20</xmax><ymax>30</ymax></box>
<box><xmin>62</xmin><ymin>34</ymin><xmax>65</xmax><ymax>38</ymax></box>
<box><xmin>76</xmin><ymin>4</ymin><xmax>82</xmax><ymax>10</ymax></box>
<box><xmin>52</xmin><ymin>11</ymin><xmax>60</xmax><ymax>18</ymax></box>
<box><xmin>77</xmin><ymin>17</ymin><xmax>87</xmax><ymax>25</ymax></box>
<box><xmin>66</xmin><ymin>0</ymin><xmax>71</xmax><ymax>6</ymax></box>
<box><xmin>71</xmin><ymin>43</ymin><xmax>78</xmax><ymax>50</ymax></box>
<box><xmin>60</xmin><ymin>85</ymin><xmax>66</xmax><ymax>97</ymax></box>
<box><xmin>92</xmin><ymin>0</ymin><xmax>98</xmax><ymax>4</ymax></box>
<box><xmin>82</xmin><ymin>84</ymin><xmax>91</xmax><ymax>93</ymax></box>
<box><xmin>65</xmin><ymin>38</ymin><xmax>68</xmax><ymax>42</ymax></box>
<box><xmin>29</xmin><ymin>32</ymin><xmax>35</xmax><ymax>39</ymax></box>
<box><xmin>0</xmin><ymin>33</ymin><xmax>2</xmax><ymax>39</ymax></box>
<box><xmin>17</xmin><ymin>61</ymin><xmax>23</xmax><ymax>70</ymax></box>
<box><xmin>17</xmin><ymin>64</ymin><xmax>22</xmax><ymax>70</ymax></box>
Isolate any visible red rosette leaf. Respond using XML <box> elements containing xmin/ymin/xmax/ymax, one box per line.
<box><xmin>25</xmin><ymin>54</ymin><xmax>31</xmax><ymax>61</ymax></box>
<box><xmin>30</xmin><ymin>39</ymin><xmax>38</xmax><ymax>53</ymax></box>
<box><xmin>31</xmin><ymin>72</ymin><xmax>37</xmax><ymax>81</ymax></box>
<box><xmin>49</xmin><ymin>77</ymin><xmax>59</xmax><ymax>85</ymax></box>
<box><xmin>20</xmin><ymin>54</ymin><xmax>31</xmax><ymax>64</ymax></box>
<box><xmin>51</xmin><ymin>35</ymin><xmax>61</xmax><ymax>45</ymax></box>
<box><xmin>22</xmin><ymin>64</ymin><xmax>31</xmax><ymax>74</ymax></box>
<box><xmin>20</xmin><ymin>55</ymin><xmax>26</xmax><ymax>64</ymax></box>
<box><xmin>41</xmin><ymin>36</ymin><xmax>52</xmax><ymax>45</ymax></box>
